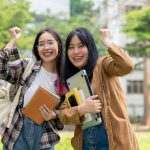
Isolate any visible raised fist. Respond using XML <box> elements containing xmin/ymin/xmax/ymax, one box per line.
<box><xmin>9</xmin><ymin>27</ymin><xmax>21</xmax><ymax>41</ymax></box>
<box><xmin>99</xmin><ymin>29</ymin><xmax>112</xmax><ymax>47</ymax></box>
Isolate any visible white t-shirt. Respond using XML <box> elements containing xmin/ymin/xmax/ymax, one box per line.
<box><xmin>23</xmin><ymin>66</ymin><xmax>57</xmax><ymax>107</ymax></box>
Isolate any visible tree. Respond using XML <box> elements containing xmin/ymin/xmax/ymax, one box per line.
<box><xmin>32</xmin><ymin>0</ymin><xmax>104</xmax><ymax>55</ymax></box>
<box><xmin>0</xmin><ymin>0</ymin><xmax>35</xmax><ymax>53</ymax></box>
<box><xmin>70</xmin><ymin>0</ymin><xmax>95</xmax><ymax>17</ymax></box>
<box><xmin>0</xmin><ymin>0</ymin><xmax>104</xmax><ymax>55</ymax></box>
<box><xmin>122</xmin><ymin>7</ymin><xmax>150</xmax><ymax>56</ymax></box>
<box><xmin>123</xmin><ymin>6</ymin><xmax>150</xmax><ymax>127</ymax></box>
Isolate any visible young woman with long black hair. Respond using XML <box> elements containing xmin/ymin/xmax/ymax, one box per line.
<box><xmin>60</xmin><ymin>28</ymin><xmax>139</xmax><ymax>150</ymax></box>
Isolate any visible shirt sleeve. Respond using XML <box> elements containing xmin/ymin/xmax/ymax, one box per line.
<box><xmin>102</xmin><ymin>43</ymin><xmax>134</xmax><ymax>76</ymax></box>
<box><xmin>0</xmin><ymin>47</ymin><xmax>26</xmax><ymax>84</ymax></box>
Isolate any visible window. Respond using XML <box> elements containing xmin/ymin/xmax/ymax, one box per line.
<box><xmin>127</xmin><ymin>80</ymin><xmax>143</xmax><ymax>94</ymax></box>
<box><xmin>124</xmin><ymin>5</ymin><xmax>142</xmax><ymax>13</ymax></box>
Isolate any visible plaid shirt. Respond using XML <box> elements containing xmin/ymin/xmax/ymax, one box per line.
<box><xmin>0</xmin><ymin>48</ymin><xmax>64</xmax><ymax>150</ymax></box>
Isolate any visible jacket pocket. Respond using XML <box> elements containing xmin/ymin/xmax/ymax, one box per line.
<box><xmin>108</xmin><ymin>107</ymin><xmax>132</xmax><ymax>150</ymax></box>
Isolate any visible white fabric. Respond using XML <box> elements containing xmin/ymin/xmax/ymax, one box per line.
<box><xmin>0</xmin><ymin>84</ymin><xmax>12</xmax><ymax>126</ymax></box>
<box><xmin>23</xmin><ymin>66</ymin><xmax>57</xmax><ymax>107</ymax></box>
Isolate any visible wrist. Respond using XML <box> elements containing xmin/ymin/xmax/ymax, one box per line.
<box><xmin>9</xmin><ymin>39</ymin><xmax>17</xmax><ymax>46</ymax></box>
<box><xmin>54</xmin><ymin>110</ymin><xmax>60</xmax><ymax>119</ymax></box>
<box><xmin>78</xmin><ymin>105</ymin><xmax>85</xmax><ymax>117</ymax></box>
<box><xmin>5</xmin><ymin>39</ymin><xmax>17</xmax><ymax>49</ymax></box>
<box><xmin>103</xmin><ymin>39</ymin><xmax>113</xmax><ymax>48</ymax></box>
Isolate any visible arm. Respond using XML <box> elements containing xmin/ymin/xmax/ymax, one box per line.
<box><xmin>59</xmin><ymin>95</ymin><xmax>101</xmax><ymax>125</ymax></box>
<box><xmin>59</xmin><ymin>100</ymin><xmax>83</xmax><ymax>125</ymax></box>
<box><xmin>0</xmin><ymin>27</ymin><xmax>21</xmax><ymax>63</ymax></box>
<box><xmin>5</xmin><ymin>27</ymin><xmax>21</xmax><ymax>49</ymax></box>
<box><xmin>0</xmin><ymin>27</ymin><xmax>26</xmax><ymax>83</ymax></box>
<box><xmin>100</xmin><ymin>29</ymin><xmax>134</xmax><ymax>76</ymax></box>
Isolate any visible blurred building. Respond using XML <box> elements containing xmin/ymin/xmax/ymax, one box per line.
<box><xmin>98</xmin><ymin>0</ymin><xmax>147</xmax><ymax>46</ymax></box>
<box><xmin>98</xmin><ymin>0</ymin><xmax>148</xmax><ymax>121</ymax></box>
<box><xmin>28</xmin><ymin>0</ymin><xmax>70</xmax><ymax>19</ymax></box>
<box><xmin>121</xmin><ymin>57</ymin><xmax>144</xmax><ymax>121</ymax></box>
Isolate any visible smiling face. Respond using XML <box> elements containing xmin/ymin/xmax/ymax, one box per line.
<box><xmin>37</xmin><ymin>32</ymin><xmax>59</xmax><ymax>66</ymax></box>
<box><xmin>67</xmin><ymin>35</ymin><xmax>89</xmax><ymax>69</ymax></box>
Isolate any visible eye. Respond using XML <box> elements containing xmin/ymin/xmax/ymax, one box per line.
<box><xmin>39</xmin><ymin>43</ymin><xmax>44</xmax><ymax>47</ymax></box>
<box><xmin>78</xmin><ymin>44</ymin><xmax>84</xmax><ymax>48</ymax></box>
<box><xmin>68</xmin><ymin>46</ymin><xmax>74</xmax><ymax>50</ymax></box>
<box><xmin>48</xmin><ymin>41</ymin><xmax>54</xmax><ymax>45</ymax></box>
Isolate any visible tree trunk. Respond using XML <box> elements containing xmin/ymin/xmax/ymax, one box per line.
<box><xmin>144</xmin><ymin>56</ymin><xmax>150</xmax><ymax>127</ymax></box>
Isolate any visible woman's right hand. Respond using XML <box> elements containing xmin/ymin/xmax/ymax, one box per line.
<box><xmin>9</xmin><ymin>27</ymin><xmax>21</xmax><ymax>42</ymax></box>
<box><xmin>78</xmin><ymin>95</ymin><xmax>102</xmax><ymax>117</ymax></box>
<box><xmin>5</xmin><ymin>27</ymin><xmax>21</xmax><ymax>49</ymax></box>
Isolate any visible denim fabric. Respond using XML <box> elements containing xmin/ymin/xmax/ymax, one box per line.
<box><xmin>83</xmin><ymin>124</ymin><xmax>109</xmax><ymax>150</ymax></box>
<box><xmin>3</xmin><ymin>117</ymin><xmax>54</xmax><ymax>150</ymax></box>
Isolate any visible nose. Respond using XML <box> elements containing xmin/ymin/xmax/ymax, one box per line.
<box><xmin>74</xmin><ymin>47</ymin><xmax>80</xmax><ymax>53</ymax></box>
<box><xmin>45</xmin><ymin>43</ymin><xmax>50</xmax><ymax>49</ymax></box>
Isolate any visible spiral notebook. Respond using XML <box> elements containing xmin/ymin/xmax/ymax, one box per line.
<box><xmin>22</xmin><ymin>86</ymin><xmax>60</xmax><ymax>125</ymax></box>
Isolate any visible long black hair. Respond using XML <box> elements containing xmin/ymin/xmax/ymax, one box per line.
<box><xmin>65</xmin><ymin>27</ymin><xmax>99</xmax><ymax>82</ymax></box>
<box><xmin>32</xmin><ymin>27</ymin><xmax>64</xmax><ymax>78</ymax></box>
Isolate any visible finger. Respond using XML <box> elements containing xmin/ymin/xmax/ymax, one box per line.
<box><xmin>39</xmin><ymin>107</ymin><xmax>52</xmax><ymax>121</ymax></box>
<box><xmin>43</xmin><ymin>104</ymin><xmax>52</xmax><ymax>114</ymax></box>
<box><xmin>99</xmin><ymin>29</ymin><xmax>105</xmax><ymax>33</ymax></box>
<box><xmin>39</xmin><ymin>108</ymin><xmax>48</xmax><ymax>120</ymax></box>
<box><xmin>40</xmin><ymin>105</ymin><xmax>49</xmax><ymax>116</ymax></box>
<box><xmin>89</xmin><ymin>95</ymin><xmax>98</xmax><ymax>100</ymax></box>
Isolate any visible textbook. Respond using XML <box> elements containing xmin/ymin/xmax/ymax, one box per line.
<box><xmin>22</xmin><ymin>86</ymin><xmax>60</xmax><ymax>125</ymax></box>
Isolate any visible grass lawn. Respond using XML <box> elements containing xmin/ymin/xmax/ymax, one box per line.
<box><xmin>135</xmin><ymin>131</ymin><xmax>150</xmax><ymax>150</ymax></box>
<box><xmin>0</xmin><ymin>131</ymin><xmax>150</xmax><ymax>150</ymax></box>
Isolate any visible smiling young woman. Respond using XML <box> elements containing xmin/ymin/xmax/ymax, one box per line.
<box><xmin>60</xmin><ymin>27</ymin><xmax>139</xmax><ymax>150</ymax></box>
<box><xmin>0</xmin><ymin>27</ymin><xmax>66</xmax><ymax>150</ymax></box>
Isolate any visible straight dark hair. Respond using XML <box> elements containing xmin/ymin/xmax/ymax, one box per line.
<box><xmin>65</xmin><ymin>27</ymin><xmax>99</xmax><ymax>82</ymax></box>
<box><xmin>32</xmin><ymin>27</ymin><xmax>64</xmax><ymax>78</ymax></box>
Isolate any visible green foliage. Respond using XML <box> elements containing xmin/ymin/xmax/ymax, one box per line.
<box><xmin>31</xmin><ymin>0</ymin><xmax>104</xmax><ymax>55</ymax></box>
<box><xmin>136</xmin><ymin>131</ymin><xmax>150</xmax><ymax>150</ymax></box>
<box><xmin>55</xmin><ymin>137</ymin><xmax>73</xmax><ymax>150</ymax></box>
<box><xmin>70</xmin><ymin>0</ymin><xmax>95</xmax><ymax>17</ymax></box>
<box><xmin>122</xmin><ymin>7</ymin><xmax>150</xmax><ymax>56</ymax></box>
<box><xmin>0</xmin><ymin>0</ymin><xmax>104</xmax><ymax>56</ymax></box>
<box><xmin>0</xmin><ymin>0</ymin><xmax>35</xmax><ymax>54</ymax></box>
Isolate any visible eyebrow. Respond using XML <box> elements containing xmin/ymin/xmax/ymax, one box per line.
<box><xmin>39</xmin><ymin>39</ymin><xmax>55</xmax><ymax>43</ymax></box>
<box><xmin>69</xmin><ymin>42</ymin><xmax>83</xmax><ymax>46</ymax></box>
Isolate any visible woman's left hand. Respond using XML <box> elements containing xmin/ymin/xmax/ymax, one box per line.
<box><xmin>39</xmin><ymin>104</ymin><xmax>56</xmax><ymax>121</ymax></box>
<box><xmin>99</xmin><ymin>29</ymin><xmax>112</xmax><ymax>47</ymax></box>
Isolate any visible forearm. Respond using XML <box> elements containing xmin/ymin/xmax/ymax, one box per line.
<box><xmin>103</xmin><ymin>43</ymin><xmax>134</xmax><ymax>76</ymax></box>
<box><xmin>59</xmin><ymin>101</ymin><xmax>82</xmax><ymax>125</ymax></box>
<box><xmin>5</xmin><ymin>39</ymin><xmax>17</xmax><ymax>49</ymax></box>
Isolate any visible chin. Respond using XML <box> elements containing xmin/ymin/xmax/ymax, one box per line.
<box><xmin>75</xmin><ymin>64</ymin><xmax>83</xmax><ymax>69</ymax></box>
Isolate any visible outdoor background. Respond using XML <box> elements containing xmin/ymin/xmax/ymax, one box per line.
<box><xmin>0</xmin><ymin>0</ymin><xmax>150</xmax><ymax>149</ymax></box>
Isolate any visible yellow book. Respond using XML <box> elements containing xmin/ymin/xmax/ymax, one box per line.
<box><xmin>65</xmin><ymin>88</ymin><xmax>83</xmax><ymax>107</ymax></box>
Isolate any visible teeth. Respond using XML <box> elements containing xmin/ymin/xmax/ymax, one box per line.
<box><xmin>74</xmin><ymin>56</ymin><xmax>82</xmax><ymax>60</ymax></box>
<box><xmin>43</xmin><ymin>52</ymin><xmax>52</xmax><ymax>56</ymax></box>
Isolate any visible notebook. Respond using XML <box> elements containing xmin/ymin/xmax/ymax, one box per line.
<box><xmin>66</xmin><ymin>70</ymin><xmax>102</xmax><ymax>129</ymax></box>
<box><xmin>22</xmin><ymin>86</ymin><xmax>60</xmax><ymax>125</ymax></box>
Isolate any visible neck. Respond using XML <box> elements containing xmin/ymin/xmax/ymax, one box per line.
<box><xmin>42</xmin><ymin>62</ymin><xmax>57</xmax><ymax>74</ymax></box>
